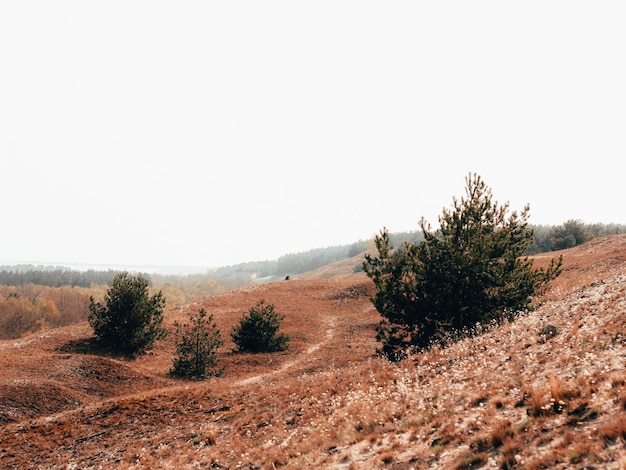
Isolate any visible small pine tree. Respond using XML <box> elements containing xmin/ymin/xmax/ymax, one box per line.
<box><xmin>88</xmin><ymin>271</ymin><xmax>167</xmax><ymax>356</ymax></box>
<box><xmin>171</xmin><ymin>309</ymin><xmax>223</xmax><ymax>379</ymax></box>
<box><xmin>231</xmin><ymin>300</ymin><xmax>290</xmax><ymax>353</ymax></box>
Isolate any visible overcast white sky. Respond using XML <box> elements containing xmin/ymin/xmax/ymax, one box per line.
<box><xmin>1</xmin><ymin>2</ymin><xmax>624</xmax><ymax>269</ymax></box>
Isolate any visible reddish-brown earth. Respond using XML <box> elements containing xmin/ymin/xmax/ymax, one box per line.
<box><xmin>1</xmin><ymin>235</ymin><xmax>625</xmax><ymax>469</ymax></box>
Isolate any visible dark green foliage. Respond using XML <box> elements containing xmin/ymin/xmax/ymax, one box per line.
<box><xmin>585</xmin><ymin>222</ymin><xmax>626</xmax><ymax>237</ymax></box>
<box><xmin>171</xmin><ymin>309</ymin><xmax>223</xmax><ymax>379</ymax></box>
<box><xmin>364</xmin><ymin>173</ymin><xmax>563</xmax><ymax>361</ymax></box>
<box><xmin>88</xmin><ymin>272</ymin><xmax>167</xmax><ymax>356</ymax></box>
<box><xmin>549</xmin><ymin>219</ymin><xmax>592</xmax><ymax>251</ymax></box>
<box><xmin>231</xmin><ymin>300</ymin><xmax>290</xmax><ymax>353</ymax></box>
<box><xmin>212</xmin><ymin>241</ymin><xmax>368</xmax><ymax>280</ymax></box>
<box><xmin>528</xmin><ymin>221</ymin><xmax>626</xmax><ymax>254</ymax></box>
<box><xmin>527</xmin><ymin>225</ymin><xmax>554</xmax><ymax>254</ymax></box>
<box><xmin>275</xmin><ymin>245</ymin><xmax>366</xmax><ymax>277</ymax></box>
<box><xmin>348</xmin><ymin>242</ymin><xmax>365</xmax><ymax>257</ymax></box>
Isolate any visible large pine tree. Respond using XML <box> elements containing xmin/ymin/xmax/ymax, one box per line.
<box><xmin>364</xmin><ymin>173</ymin><xmax>562</xmax><ymax>360</ymax></box>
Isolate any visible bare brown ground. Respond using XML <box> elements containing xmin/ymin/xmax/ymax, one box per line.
<box><xmin>0</xmin><ymin>235</ymin><xmax>625</xmax><ymax>469</ymax></box>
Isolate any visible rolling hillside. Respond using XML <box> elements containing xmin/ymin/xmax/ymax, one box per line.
<box><xmin>0</xmin><ymin>235</ymin><xmax>625</xmax><ymax>469</ymax></box>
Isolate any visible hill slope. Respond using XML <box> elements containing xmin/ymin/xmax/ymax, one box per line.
<box><xmin>0</xmin><ymin>235</ymin><xmax>625</xmax><ymax>469</ymax></box>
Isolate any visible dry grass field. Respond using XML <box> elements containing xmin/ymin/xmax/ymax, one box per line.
<box><xmin>1</xmin><ymin>234</ymin><xmax>625</xmax><ymax>469</ymax></box>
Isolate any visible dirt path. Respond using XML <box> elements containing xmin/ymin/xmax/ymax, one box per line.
<box><xmin>235</xmin><ymin>315</ymin><xmax>337</xmax><ymax>386</ymax></box>
<box><xmin>7</xmin><ymin>314</ymin><xmax>338</xmax><ymax>429</ymax></box>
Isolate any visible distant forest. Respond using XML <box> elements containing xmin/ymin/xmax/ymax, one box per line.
<box><xmin>2</xmin><ymin>221</ymin><xmax>625</xmax><ymax>288</ymax></box>
<box><xmin>211</xmin><ymin>242</ymin><xmax>367</xmax><ymax>281</ymax></box>
<box><xmin>0</xmin><ymin>267</ymin><xmax>123</xmax><ymax>289</ymax></box>
<box><xmin>212</xmin><ymin>220</ymin><xmax>626</xmax><ymax>279</ymax></box>
<box><xmin>0</xmin><ymin>220</ymin><xmax>624</xmax><ymax>339</ymax></box>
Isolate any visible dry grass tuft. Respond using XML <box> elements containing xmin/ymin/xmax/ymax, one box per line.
<box><xmin>523</xmin><ymin>384</ymin><xmax>553</xmax><ymax>417</ymax></box>
<box><xmin>489</xmin><ymin>420</ymin><xmax>513</xmax><ymax>448</ymax></box>
<box><xmin>598</xmin><ymin>415</ymin><xmax>626</xmax><ymax>445</ymax></box>
<box><xmin>500</xmin><ymin>441</ymin><xmax>521</xmax><ymax>469</ymax></box>
<box><xmin>548</xmin><ymin>373</ymin><xmax>578</xmax><ymax>405</ymax></box>
<box><xmin>379</xmin><ymin>450</ymin><xmax>394</xmax><ymax>465</ymax></box>
<box><xmin>453</xmin><ymin>451</ymin><xmax>487</xmax><ymax>470</ymax></box>
<box><xmin>470</xmin><ymin>394</ymin><xmax>489</xmax><ymax>408</ymax></box>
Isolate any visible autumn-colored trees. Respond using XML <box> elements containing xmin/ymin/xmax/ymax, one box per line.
<box><xmin>0</xmin><ymin>271</ymin><xmax>246</xmax><ymax>339</ymax></box>
<box><xmin>0</xmin><ymin>284</ymin><xmax>98</xmax><ymax>339</ymax></box>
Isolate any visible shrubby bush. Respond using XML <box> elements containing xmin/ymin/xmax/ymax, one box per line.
<box><xmin>88</xmin><ymin>272</ymin><xmax>167</xmax><ymax>356</ymax></box>
<box><xmin>231</xmin><ymin>300</ymin><xmax>290</xmax><ymax>353</ymax></box>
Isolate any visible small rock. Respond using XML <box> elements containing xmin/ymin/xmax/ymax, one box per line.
<box><xmin>538</xmin><ymin>324</ymin><xmax>558</xmax><ymax>338</ymax></box>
